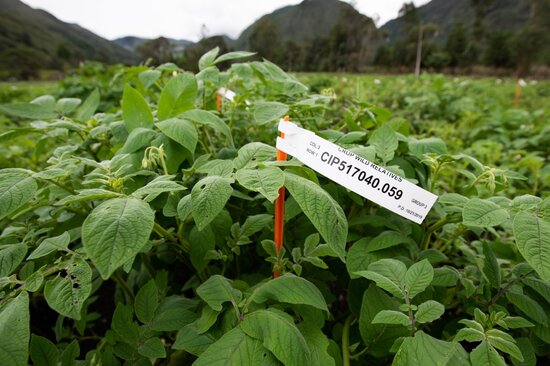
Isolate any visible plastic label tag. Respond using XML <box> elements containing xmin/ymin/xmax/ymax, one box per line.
<box><xmin>276</xmin><ymin>120</ymin><xmax>438</xmax><ymax>224</ymax></box>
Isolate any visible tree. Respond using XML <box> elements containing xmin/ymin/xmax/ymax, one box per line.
<box><xmin>137</xmin><ymin>37</ymin><xmax>173</xmax><ymax>65</ymax></box>
<box><xmin>248</xmin><ymin>17</ymin><xmax>284</xmax><ymax>65</ymax></box>
<box><xmin>469</xmin><ymin>0</ymin><xmax>496</xmax><ymax>63</ymax></box>
<box><xmin>514</xmin><ymin>0</ymin><xmax>550</xmax><ymax>74</ymax></box>
<box><xmin>445</xmin><ymin>22</ymin><xmax>469</xmax><ymax>67</ymax></box>
<box><xmin>484</xmin><ymin>32</ymin><xmax>514</xmax><ymax>68</ymax></box>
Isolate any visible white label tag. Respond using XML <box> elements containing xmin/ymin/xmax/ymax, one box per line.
<box><xmin>276</xmin><ymin>121</ymin><xmax>438</xmax><ymax>224</ymax></box>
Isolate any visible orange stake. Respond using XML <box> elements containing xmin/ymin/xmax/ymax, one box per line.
<box><xmin>274</xmin><ymin>115</ymin><xmax>289</xmax><ymax>278</ymax></box>
<box><xmin>216</xmin><ymin>93</ymin><xmax>222</xmax><ymax>111</ymax></box>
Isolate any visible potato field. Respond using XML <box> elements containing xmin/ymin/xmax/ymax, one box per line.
<box><xmin>0</xmin><ymin>49</ymin><xmax>549</xmax><ymax>365</ymax></box>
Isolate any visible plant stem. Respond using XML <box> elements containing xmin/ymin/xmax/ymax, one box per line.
<box><xmin>489</xmin><ymin>270</ymin><xmax>534</xmax><ymax>306</ymax></box>
<box><xmin>154</xmin><ymin>222</ymin><xmax>177</xmax><ymax>242</ymax></box>
<box><xmin>421</xmin><ymin>216</ymin><xmax>450</xmax><ymax>250</ymax></box>
<box><xmin>113</xmin><ymin>271</ymin><xmax>134</xmax><ymax>302</ymax></box>
<box><xmin>404</xmin><ymin>292</ymin><xmax>416</xmax><ymax>336</ymax></box>
<box><xmin>342</xmin><ymin>314</ymin><xmax>353</xmax><ymax>366</ymax></box>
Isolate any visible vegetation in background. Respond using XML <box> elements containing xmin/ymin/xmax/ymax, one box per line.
<box><xmin>0</xmin><ymin>48</ymin><xmax>549</xmax><ymax>365</ymax></box>
<box><xmin>3</xmin><ymin>0</ymin><xmax>549</xmax><ymax>80</ymax></box>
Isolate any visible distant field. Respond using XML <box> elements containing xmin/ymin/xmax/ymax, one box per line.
<box><xmin>0</xmin><ymin>81</ymin><xmax>57</xmax><ymax>104</ymax></box>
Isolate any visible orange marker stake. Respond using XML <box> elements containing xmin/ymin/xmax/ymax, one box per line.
<box><xmin>273</xmin><ymin>115</ymin><xmax>290</xmax><ymax>278</ymax></box>
<box><xmin>216</xmin><ymin>93</ymin><xmax>222</xmax><ymax>112</ymax></box>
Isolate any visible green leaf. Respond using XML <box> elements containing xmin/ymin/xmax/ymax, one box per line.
<box><xmin>28</xmin><ymin>231</ymin><xmax>70</xmax><ymax>260</ymax></box>
<box><xmin>356</xmin><ymin>259</ymin><xmax>407</xmax><ymax>298</ymax></box>
<box><xmin>60</xmin><ymin>340</ymin><xmax>79</xmax><ymax>366</ymax></box>
<box><xmin>298</xmin><ymin>322</ymin><xmax>335</xmax><ymax>366</ymax></box>
<box><xmin>23</xmin><ymin>270</ymin><xmax>44</xmax><ymax>292</ymax></box>
<box><xmin>359</xmin><ymin>285</ymin><xmax>408</xmax><ymax>358</ymax></box>
<box><xmin>0</xmin><ymin>103</ymin><xmax>57</xmax><ymax>119</ymax></box>
<box><xmin>463</xmin><ymin>198</ymin><xmax>510</xmax><ymax>227</ymax></box>
<box><xmin>191</xmin><ymin>176</ymin><xmax>234</xmax><ymax>231</ymax></box>
<box><xmin>236</xmin><ymin>167</ymin><xmax>284</xmax><ymax>203</ymax></box>
<box><xmin>139</xmin><ymin>69</ymin><xmax>161</xmax><ymax>89</ymax></box>
<box><xmin>415</xmin><ymin>300</ymin><xmax>445</xmax><ymax>324</ymax></box>
<box><xmin>75</xmin><ymin>89</ymin><xmax>100</xmax><ymax>120</ymax></box>
<box><xmin>30</xmin><ymin>335</ymin><xmax>58</xmax><ymax>366</ymax></box>
<box><xmin>482</xmin><ymin>242</ymin><xmax>501</xmax><ymax>288</ymax></box>
<box><xmin>393</xmin><ymin>331</ymin><xmax>470</xmax><ymax>366</ymax></box>
<box><xmin>177</xmin><ymin>194</ymin><xmax>192</xmax><ymax>220</ymax></box>
<box><xmin>112</xmin><ymin>303</ymin><xmax>139</xmax><ymax>345</ymax></box>
<box><xmin>138</xmin><ymin>337</ymin><xmax>166</xmax><ymax>359</ymax></box>
<box><xmin>454</xmin><ymin>327</ymin><xmax>485</xmax><ymax>342</ymax></box>
<box><xmin>181</xmin><ymin>109</ymin><xmax>231</xmax><ymax>141</ymax></box>
<box><xmin>284</xmin><ymin>173</ymin><xmax>347</xmax><ymax>261</ymax></box>
<box><xmin>156</xmin><ymin>118</ymin><xmax>198</xmax><ymax>153</ymax></box>
<box><xmin>432</xmin><ymin>266</ymin><xmax>459</xmax><ymax>287</ymax></box>
<box><xmin>408</xmin><ymin>137</ymin><xmax>447</xmax><ymax>159</ymax></box>
<box><xmin>44</xmin><ymin>259</ymin><xmax>92</xmax><ymax>320</ymax></box>
<box><xmin>513</xmin><ymin>212</ymin><xmax>550</xmax><ymax>281</ymax></box>
<box><xmin>249</xmin><ymin>274</ymin><xmax>328</xmax><ymax>311</ymax></box>
<box><xmin>196</xmin><ymin>160</ymin><xmax>234</xmax><ymax>177</ymax></box>
<box><xmin>194</xmin><ymin>327</ymin><xmax>278</xmax><ymax>366</ymax></box>
<box><xmin>198</xmin><ymin>47</ymin><xmax>220</xmax><ymax>70</ymax></box>
<box><xmin>154</xmin><ymin>134</ymin><xmax>188</xmax><ymax>174</ymax></box>
<box><xmin>487</xmin><ymin>329</ymin><xmax>523</xmax><ymax>361</ymax></box>
<box><xmin>56</xmin><ymin>98</ymin><xmax>81</xmax><ymax>114</ymax></box>
<box><xmin>506</xmin><ymin>292</ymin><xmax>547</xmax><ymax>326</ymax></box>
<box><xmin>0</xmin><ymin>243</ymin><xmax>27</xmax><ymax>276</ymax></box>
<box><xmin>173</xmin><ymin>324</ymin><xmax>215</xmax><ymax>355</ymax></box>
<box><xmin>368</xmin><ymin>124</ymin><xmax>398</xmax><ymax>164</ymax></box>
<box><xmin>470</xmin><ymin>341</ymin><xmax>506</xmax><ymax>366</ymax></box>
<box><xmin>233</xmin><ymin>142</ymin><xmax>276</xmax><ymax>170</ymax></box>
<box><xmin>254</xmin><ymin>102</ymin><xmax>289</xmax><ymax>125</ymax></box>
<box><xmin>197</xmin><ymin>275</ymin><xmax>241</xmax><ymax>312</ymax></box>
<box><xmin>346</xmin><ymin>238</ymin><xmax>408</xmax><ymax>279</ymax></box>
<box><xmin>522</xmin><ymin>278</ymin><xmax>550</xmax><ymax>304</ymax></box>
<box><xmin>0</xmin><ymin>169</ymin><xmax>37</xmax><ymax>219</ymax></box>
<box><xmin>498</xmin><ymin>316</ymin><xmax>534</xmax><ymax>329</ymax></box>
<box><xmin>122</xmin><ymin>84</ymin><xmax>153</xmax><ymax>132</ymax></box>
<box><xmin>82</xmin><ymin>197</ymin><xmax>155</xmax><ymax>279</ymax></box>
<box><xmin>131</xmin><ymin>175</ymin><xmax>185</xmax><ymax>202</ymax></box>
<box><xmin>151</xmin><ymin>296</ymin><xmax>198</xmax><ymax>332</ymax></box>
<box><xmin>214</xmin><ymin>51</ymin><xmax>255</xmax><ymax>64</ymax></box>
<box><xmin>118</xmin><ymin>127</ymin><xmax>157</xmax><ymax>154</ymax></box>
<box><xmin>512</xmin><ymin>338</ymin><xmax>536</xmax><ymax>366</ymax></box>
<box><xmin>56</xmin><ymin>189</ymin><xmax>124</xmax><ymax>205</ymax></box>
<box><xmin>157</xmin><ymin>72</ymin><xmax>197</xmax><ymax>120</ymax></box>
<box><xmin>404</xmin><ymin>259</ymin><xmax>433</xmax><ymax>299</ymax></box>
<box><xmin>240</xmin><ymin>214</ymin><xmax>273</xmax><ymax>237</ymax></box>
<box><xmin>240</xmin><ymin>309</ymin><xmax>310</xmax><ymax>366</ymax></box>
<box><xmin>195</xmin><ymin>306</ymin><xmax>220</xmax><ymax>334</ymax></box>
<box><xmin>372</xmin><ymin>310</ymin><xmax>410</xmax><ymax>326</ymax></box>
<box><xmin>0</xmin><ymin>293</ymin><xmax>29</xmax><ymax>366</ymax></box>
<box><xmin>365</xmin><ymin>231</ymin><xmax>416</xmax><ymax>253</ymax></box>
<box><xmin>135</xmin><ymin>279</ymin><xmax>159</xmax><ymax>324</ymax></box>
<box><xmin>189</xmin><ymin>225</ymin><xmax>215</xmax><ymax>272</ymax></box>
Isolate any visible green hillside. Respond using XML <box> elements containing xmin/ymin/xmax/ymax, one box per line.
<box><xmin>232</xmin><ymin>0</ymin><xmax>378</xmax><ymax>71</ymax></box>
<box><xmin>0</xmin><ymin>0</ymin><xmax>138</xmax><ymax>79</ymax></box>
<box><xmin>113</xmin><ymin>36</ymin><xmax>194</xmax><ymax>54</ymax></box>
<box><xmin>382</xmin><ymin>0</ymin><xmax>531</xmax><ymax>44</ymax></box>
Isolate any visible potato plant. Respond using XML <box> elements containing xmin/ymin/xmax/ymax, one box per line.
<box><xmin>0</xmin><ymin>48</ymin><xmax>549</xmax><ymax>365</ymax></box>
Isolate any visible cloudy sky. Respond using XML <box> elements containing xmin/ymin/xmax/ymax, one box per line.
<box><xmin>21</xmin><ymin>0</ymin><xmax>430</xmax><ymax>41</ymax></box>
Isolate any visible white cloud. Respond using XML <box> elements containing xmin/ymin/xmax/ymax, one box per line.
<box><xmin>20</xmin><ymin>0</ymin><xmax>430</xmax><ymax>41</ymax></box>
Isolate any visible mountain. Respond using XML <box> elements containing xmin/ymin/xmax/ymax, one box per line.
<box><xmin>382</xmin><ymin>0</ymin><xmax>532</xmax><ymax>44</ymax></box>
<box><xmin>231</xmin><ymin>0</ymin><xmax>378</xmax><ymax>71</ymax></box>
<box><xmin>113</xmin><ymin>36</ymin><xmax>194</xmax><ymax>54</ymax></box>
<box><xmin>0</xmin><ymin>0</ymin><xmax>138</xmax><ymax>79</ymax></box>
<box><xmin>235</xmin><ymin>0</ymin><xmax>376</xmax><ymax>49</ymax></box>
<box><xmin>112</xmin><ymin>36</ymin><xmax>150</xmax><ymax>52</ymax></box>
